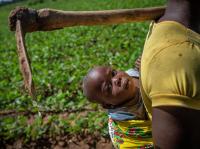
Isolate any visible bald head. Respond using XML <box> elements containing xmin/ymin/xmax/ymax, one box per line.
<box><xmin>82</xmin><ymin>66</ymin><xmax>136</xmax><ymax>106</ymax></box>
<box><xmin>82</xmin><ymin>66</ymin><xmax>107</xmax><ymax>103</ymax></box>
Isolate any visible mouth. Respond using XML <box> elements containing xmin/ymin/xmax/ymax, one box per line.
<box><xmin>122</xmin><ymin>79</ymin><xmax>129</xmax><ymax>89</ymax></box>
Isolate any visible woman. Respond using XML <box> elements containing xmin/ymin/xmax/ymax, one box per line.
<box><xmin>140</xmin><ymin>0</ymin><xmax>200</xmax><ymax>148</ymax></box>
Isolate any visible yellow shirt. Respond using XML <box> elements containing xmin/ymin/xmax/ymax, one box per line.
<box><xmin>141</xmin><ymin>21</ymin><xmax>200</xmax><ymax>119</ymax></box>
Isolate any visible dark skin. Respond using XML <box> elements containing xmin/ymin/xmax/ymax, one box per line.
<box><xmin>84</xmin><ymin>66</ymin><xmax>139</xmax><ymax>107</ymax></box>
<box><xmin>158</xmin><ymin>0</ymin><xmax>200</xmax><ymax>33</ymax></box>
<box><xmin>153</xmin><ymin>0</ymin><xmax>200</xmax><ymax>148</ymax></box>
<box><xmin>83</xmin><ymin>56</ymin><xmax>141</xmax><ymax>108</ymax></box>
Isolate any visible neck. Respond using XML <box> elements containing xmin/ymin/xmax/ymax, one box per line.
<box><xmin>111</xmin><ymin>87</ymin><xmax>147</xmax><ymax>119</ymax></box>
<box><xmin>159</xmin><ymin>0</ymin><xmax>200</xmax><ymax>33</ymax></box>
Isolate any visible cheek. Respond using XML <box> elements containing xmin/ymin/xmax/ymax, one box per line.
<box><xmin>112</xmin><ymin>86</ymin><xmax>127</xmax><ymax>97</ymax></box>
<box><xmin>112</xmin><ymin>86</ymin><xmax>121</xmax><ymax>96</ymax></box>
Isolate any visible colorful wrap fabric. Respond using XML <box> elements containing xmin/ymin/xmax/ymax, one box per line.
<box><xmin>108</xmin><ymin>118</ymin><xmax>153</xmax><ymax>149</ymax></box>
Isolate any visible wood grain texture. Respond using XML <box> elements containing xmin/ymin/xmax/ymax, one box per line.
<box><xmin>15</xmin><ymin>20</ymin><xmax>36</xmax><ymax>99</ymax></box>
<box><xmin>9</xmin><ymin>6</ymin><xmax>165</xmax><ymax>32</ymax></box>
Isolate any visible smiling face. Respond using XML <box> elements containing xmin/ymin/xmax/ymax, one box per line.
<box><xmin>83</xmin><ymin>66</ymin><xmax>136</xmax><ymax>106</ymax></box>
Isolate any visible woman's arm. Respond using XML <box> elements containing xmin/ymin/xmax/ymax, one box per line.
<box><xmin>152</xmin><ymin>107</ymin><xmax>186</xmax><ymax>149</ymax></box>
<box><xmin>152</xmin><ymin>106</ymin><xmax>200</xmax><ymax>149</ymax></box>
<box><xmin>158</xmin><ymin>0</ymin><xmax>200</xmax><ymax>33</ymax></box>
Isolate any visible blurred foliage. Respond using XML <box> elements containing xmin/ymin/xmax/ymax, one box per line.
<box><xmin>0</xmin><ymin>0</ymin><xmax>166</xmax><ymax>141</ymax></box>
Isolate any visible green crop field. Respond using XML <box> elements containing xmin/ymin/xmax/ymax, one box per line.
<box><xmin>0</xmin><ymin>0</ymin><xmax>165</xmax><ymax>144</ymax></box>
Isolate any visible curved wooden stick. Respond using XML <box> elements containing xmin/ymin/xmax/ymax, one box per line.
<box><xmin>16</xmin><ymin>20</ymin><xmax>36</xmax><ymax>99</ymax></box>
<box><xmin>9</xmin><ymin>6</ymin><xmax>165</xmax><ymax>32</ymax></box>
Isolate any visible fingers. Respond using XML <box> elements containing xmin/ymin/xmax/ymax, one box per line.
<box><xmin>135</xmin><ymin>56</ymin><xmax>141</xmax><ymax>70</ymax></box>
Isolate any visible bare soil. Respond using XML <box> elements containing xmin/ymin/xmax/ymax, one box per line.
<box><xmin>0</xmin><ymin>135</ymin><xmax>114</xmax><ymax>149</ymax></box>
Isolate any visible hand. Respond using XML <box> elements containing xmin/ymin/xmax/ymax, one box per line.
<box><xmin>135</xmin><ymin>56</ymin><xmax>141</xmax><ymax>71</ymax></box>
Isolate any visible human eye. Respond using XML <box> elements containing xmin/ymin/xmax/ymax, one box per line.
<box><xmin>111</xmin><ymin>70</ymin><xmax>117</xmax><ymax>77</ymax></box>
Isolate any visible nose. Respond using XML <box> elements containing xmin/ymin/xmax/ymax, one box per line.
<box><xmin>112</xmin><ymin>77</ymin><xmax>121</xmax><ymax>87</ymax></box>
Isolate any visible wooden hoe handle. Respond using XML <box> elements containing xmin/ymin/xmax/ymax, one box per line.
<box><xmin>9</xmin><ymin>6</ymin><xmax>165</xmax><ymax>32</ymax></box>
<box><xmin>15</xmin><ymin>20</ymin><xmax>36</xmax><ymax>99</ymax></box>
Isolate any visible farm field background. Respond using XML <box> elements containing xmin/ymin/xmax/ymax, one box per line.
<box><xmin>0</xmin><ymin>0</ymin><xmax>165</xmax><ymax>148</ymax></box>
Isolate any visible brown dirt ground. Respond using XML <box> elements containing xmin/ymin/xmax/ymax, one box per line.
<box><xmin>1</xmin><ymin>109</ymin><xmax>114</xmax><ymax>149</ymax></box>
<box><xmin>1</xmin><ymin>135</ymin><xmax>114</xmax><ymax>149</ymax></box>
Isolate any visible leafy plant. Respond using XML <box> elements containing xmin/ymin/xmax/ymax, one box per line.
<box><xmin>0</xmin><ymin>0</ymin><xmax>166</xmax><ymax>141</ymax></box>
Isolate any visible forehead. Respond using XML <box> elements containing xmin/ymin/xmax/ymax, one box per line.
<box><xmin>85</xmin><ymin>67</ymin><xmax>112</xmax><ymax>103</ymax></box>
<box><xmin>89</xmin><ymin>66</ymin><xmax>111</xmax><ymax>84</ymax></box>
<box><xmin>88</xmin><ymin>66</ymin><xmax>113</xmax><ymax>92</ymax></box>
